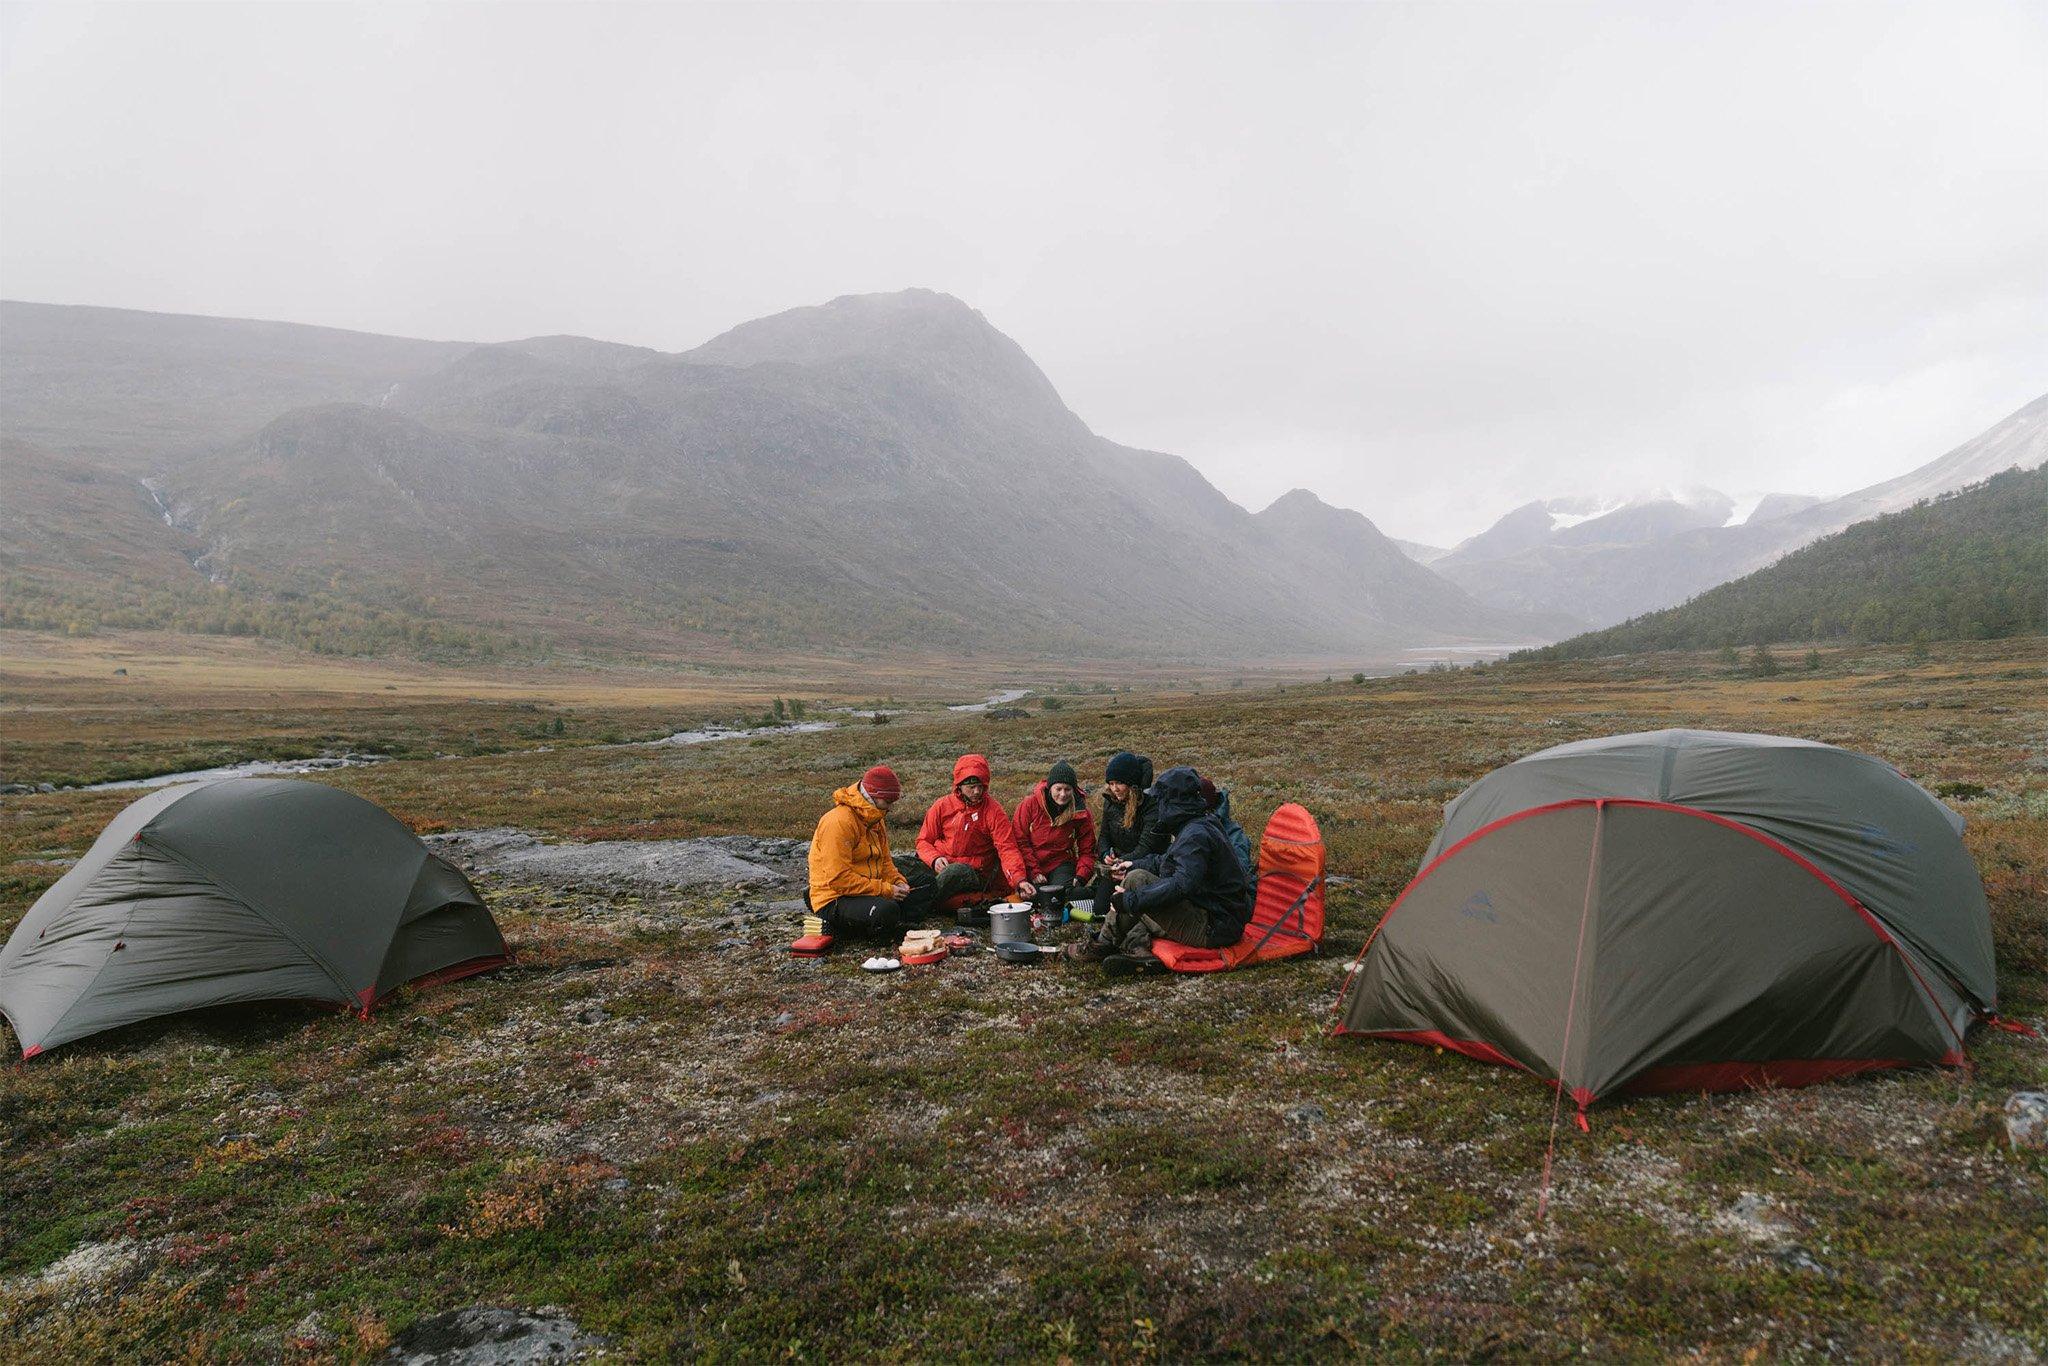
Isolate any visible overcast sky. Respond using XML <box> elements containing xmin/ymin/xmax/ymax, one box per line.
<box><xmin>4</xmin><ymin>2</ymin><xmax>2044</xmax><ymax>544</ymax></box>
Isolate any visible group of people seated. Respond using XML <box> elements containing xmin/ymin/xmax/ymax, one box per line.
<box><xmin>806</xmin><ymin>751</ymin><xmax>1254</xmax><ymax>976</ymax></box>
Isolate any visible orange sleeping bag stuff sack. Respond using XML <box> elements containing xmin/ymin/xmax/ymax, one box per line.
<box><xmin>1150</xmin><ymin>802</ymin><xmax>1326</xmax><ymax>973</ymax></box>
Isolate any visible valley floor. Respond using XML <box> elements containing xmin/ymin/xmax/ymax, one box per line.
<box><xmin>1</xmin><ymin>637</ymin><xmax>2044</xmax><ymax>1358</ymax></box>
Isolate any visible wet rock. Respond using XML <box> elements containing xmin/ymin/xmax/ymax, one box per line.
<box><xmin>2005</xmin><ymin>1092</ymin><xmax>2048</xmax><ymax>1151</ymax></box>
<box><xmin>1773</xmin><ymin>1246</ymin><xmax>1829</xmax><ymax>1276</ymax></box>
<box><xmin>426</xmin><ymin>828</ymin><xmax>804</xmax><ymax>892</ymax></box>
<box><xmin>384</xmin><ymin>1306</ymin><xmax>607</xmax><ymax>1363</ymax></box>
<box><xmin>6</xmin><ymin>1238</ymin><xmax>159</xmax><ymax>1299</ymax></box>
<box><xmin>290</xmin><ymin>1311</ymin><xmax>338</xmax><ymax>1348</ymax></box>
<box><xmin>1285</xmin><ymin>1103</ymin><xmax>1328</xmax><ymax>1127</ymax></box>
<box><xmin>1718</xmin><ymin>1191</ymin><xmax>1794</xmax><ymax>1244</ymax></box>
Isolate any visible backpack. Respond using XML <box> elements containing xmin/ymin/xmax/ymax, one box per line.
<box><xmin>1213</xmin><ymin>788</ymin><xmax>1253</xmax><ymax>880</ymax></box>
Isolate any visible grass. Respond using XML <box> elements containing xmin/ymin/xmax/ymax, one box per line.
<box><xmin>0</xmin><ymin>635</ymin><xmax>2043</xmax><ymax>1358</ymax></box>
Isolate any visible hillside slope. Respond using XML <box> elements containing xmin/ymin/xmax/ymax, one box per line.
<box><xmin>1523</xmin><ymin>465</ymin><xmax>2048</xmax><ymax>658</ymax></box>
<box><xmin>0</xmin><ymin>300</ymin><xmax>469</xmax><ymax>471</ymax></box>
<box><xmin>3</xmin><ymin>291</ymin><xmax>1551</xmax><ymax>662</ymax></box>
<box><xmin>1437</xmin><ymin>394</ymin><xmax>2048</xmax><ymax>628</ymax></box>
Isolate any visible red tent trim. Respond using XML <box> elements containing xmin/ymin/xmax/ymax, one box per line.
<box><xmin>365</xmin><ymin>952</ymin><xmax>512</xmax><ymax>1013</ymax></box>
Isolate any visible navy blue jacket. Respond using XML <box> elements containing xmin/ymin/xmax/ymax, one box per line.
<box><xmin>1125</xmin><ymin>767</ymin><xmax>1254</xmax><ymax>935</ymax></box>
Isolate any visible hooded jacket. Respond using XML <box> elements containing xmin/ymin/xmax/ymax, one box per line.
<box><xmin>1124</xmin><ymin>766</ymin><xmax>1254</xmax><ymax>934</ymax></box>
<box><xmin>915</xmin><ymin>754</ymin><xmax>1027</xmax><ymax>888</ymax></box>
<box><xmin>1097</xmin><ymin>755</ymin><xmax>1166</xmax><ymax>862</ymax></box>
<box><xmin>1012</xmin><ymin>780</ymin><xmax>1097</xmax><ymax>883</ymax></box>
<box><xmin>809</xmin><ymin>783</ymin><xmax>898</xmax><ymax>910</ymax></box>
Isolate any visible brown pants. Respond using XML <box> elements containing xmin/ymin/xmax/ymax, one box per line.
<box><xmin>1101</xmin><ymin>868</ymin><xmax>1215</xmax><ymax>958</ymax></box>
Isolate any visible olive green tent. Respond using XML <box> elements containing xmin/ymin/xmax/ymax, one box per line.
<box><xmin>1335</xmin><ymin>730</ymin><xmax>2005</xmax><ymax>1116</ymax></box>
<box><xmin>1</xmin><ymin>778</ymin><xmax>506</xmax><ymax>1058</ymax></box>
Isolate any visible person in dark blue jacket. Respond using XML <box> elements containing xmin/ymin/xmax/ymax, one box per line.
<box><xmin>1063</xmin><ymin>766</ymin><xmax>1253</xmax><ymax>976</ymax></box>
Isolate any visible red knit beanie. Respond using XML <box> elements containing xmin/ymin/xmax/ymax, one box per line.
<box><xmin>861</xmin><ymin>765</ymin><xmax>901</xmax><ymax>804</ymax></box>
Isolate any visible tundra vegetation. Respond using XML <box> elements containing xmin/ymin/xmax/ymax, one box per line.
<box><xmin>1</xmin><ymin>633</ymin><xmax>2043</xmax><ymax>1359</ymax></box>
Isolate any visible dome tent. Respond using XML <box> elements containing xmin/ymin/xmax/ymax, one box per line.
<box><xmin>1</xmin><ymin>778</ymin><xmax>506</xmax><ymax>1058</ymax></box>
<box><xmin>1335</xmin><ymin>730</ymin><xmax>2003</xmax><ymax>1116</ymax></box>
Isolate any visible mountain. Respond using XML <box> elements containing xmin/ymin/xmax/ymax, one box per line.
<box><xmin>1252</xmin><ymin>490</ymin><xmax>1581</xmax><ymax>642</ymax></box>
<box><xmin>1436</xmin><ymin>395</ymin><xmax>2048</xmax><ymax>628</ymax></box>
<box><xmin>1741</xmin><ymin>492</ymin><xmax>1824</xmax><ymax>525</ymax></box>
<box><xmin>1442</xmin><ymin>488</ymin><xmax>1733</xmax><ymax>568</ymax></box>
<box><xmin>1392</xmin><ymin>538</ymin><xmax>1449</xmax><ymax>565</ymax></box>
<box><xmin>1523</xmin><ymin>465</ymin><xmax>2048</xmax><ymax>658</ymax></box>
<box><xmin>0</xmin><ymin>292</ymin><xmax>1554</xmax><ymax>663</ymax></box>
<box><xmin>0</xmin><ymin>301</ymin><xmax>469</xmax><ymax>472</ymax></box>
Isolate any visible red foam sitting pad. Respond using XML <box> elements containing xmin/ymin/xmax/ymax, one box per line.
<box><xmin>1150</xmin><ymin>919</ymin><xmax>1317</xmax><ymax>973</ymax></box>
<box><xmin>1149</xmin><ymin>801</ymin><xmax>1326</xmax><ymax>975</ymax></box>
<box><xmin>788</xmin><ymin>933</ymin><xmax>835</xmax><ymax>956</ymax></box>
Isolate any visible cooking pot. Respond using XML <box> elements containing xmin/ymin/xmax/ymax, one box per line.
<box><xmin>986</xmin><ymin>901</ymin><xmax>1033</xmax><ymax>946</ymax></box>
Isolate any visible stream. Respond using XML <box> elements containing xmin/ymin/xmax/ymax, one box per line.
<box><xmin>58</xmin><ymin>721</ymin><xmax>843</xmax><ymax>794</ymax></box>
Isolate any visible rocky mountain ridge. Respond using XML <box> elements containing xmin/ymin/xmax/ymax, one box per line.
<box><xmin>1</xmin><ymin>293</ymin><xmax>1560</xmax><ymax>662</ymax></box>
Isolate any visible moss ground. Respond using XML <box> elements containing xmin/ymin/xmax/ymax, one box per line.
<box><xmin>2</xmin><ymin>637</ymin><xmax>2043</xmax><ymax>1359</ymax></box>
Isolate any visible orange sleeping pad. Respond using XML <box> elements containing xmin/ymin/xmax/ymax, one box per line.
<box><xmin>1150</xmin><ymin>802</ymin><xmax>1326</xmax><ymax>973</ymax></box>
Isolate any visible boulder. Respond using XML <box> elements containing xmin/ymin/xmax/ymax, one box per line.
<box><xmin>2005</xmin><ymin>1092</ymin><xmax>2048</xmax><ymax>1151</ymax></box>
<box><xmin>384</xmin><ymin>1306</ymin><xmax>606</xmax><ymax>1364</ymax></box>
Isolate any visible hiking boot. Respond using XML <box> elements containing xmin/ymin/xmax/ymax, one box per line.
<box><xmin>1061</xmin><ymin>937</ymin><xmax>1113</xmax><ymax>964</ymax></box>
<box><xmin>1102</xmin><ymin>951</ymin><xmax>1163</xmax><ymax>978</ymax></box>
<box><xmin>954</xmin><ymin>906</ymin><xmax>991</xmax><ymax>927</ymax></box>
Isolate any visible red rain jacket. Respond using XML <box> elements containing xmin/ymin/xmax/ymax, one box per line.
<box><xmin>916</xmin><ymin>754</ymin><xmax>1027</xmax><ymax>889</ymax></box>
<box><xmin>1011</xmin><ymin>781</ymin><xmax>1097</xmax><ymax>883</ymax></box>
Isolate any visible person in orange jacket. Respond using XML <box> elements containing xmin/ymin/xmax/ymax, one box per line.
<box><xmin>806</xmin><ymin>764</ymin><xmax>950</xmax><ymax>939</ymax></box>
<box><xmin>1011</xmin><ymin>760</ymin><xmax>1096</xmax><ymax>904</ymax></box>
<box><xmin>916</xmin><ymin>753</ymin><xmax>1033</xmax><ymax>917</ymax></box>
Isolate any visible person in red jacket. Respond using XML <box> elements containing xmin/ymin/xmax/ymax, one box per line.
<box><xmin>1011</xmin><ymin>760</ymin><xmax>1096</xmax><ymax>905</ymax></box>
<box><xmin>916</xmin><ymin>753</ymin><xmax>1033</xmax><ymax>916</ymax></box>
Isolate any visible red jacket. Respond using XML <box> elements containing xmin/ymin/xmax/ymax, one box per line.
<box><xmin>1012</xmin><ymin>781</ymin><xmax>1097</xmax><ymax>882</ymax></box>
<box><xmin>916</xmin><ymin>754</ymin><xmax>1027</xmax><ymax>889</ymax></box>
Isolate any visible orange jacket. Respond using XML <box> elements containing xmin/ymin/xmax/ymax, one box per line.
<box><xmin>1012</xmin><ymin>781</ymin><xmax>1098</xmax><ymax>882</ymax></box>
<box><xmin>809</xmin><ymin>783</ymin><xmax>898</xmax><ymax>910</ymax></box>
<box><xmin>915</xmin><ymin>754</ymin><xmax>1027</xmax><ymax>888</ymax></box>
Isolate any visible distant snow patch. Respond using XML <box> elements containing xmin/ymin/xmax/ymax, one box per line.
<box><xmin>1723</xmin><ymin>492</ymin><xmax>1768</xmax><ymax>527</ymax></box>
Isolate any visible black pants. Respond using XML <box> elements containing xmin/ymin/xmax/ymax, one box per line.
<box><xmin>818</xmin><ymin>856</ymin><xmax>978</xmax><ymax>939</ymax></box>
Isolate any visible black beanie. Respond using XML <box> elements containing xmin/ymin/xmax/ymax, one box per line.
<box><xmin>1048</xmin><ymin>760</ymin><xmax>1079</xmax><ymax>791</ymax></box>
<box><xmin>1104</xmin><ymin>751</ymin><xmax>1146</xmax><ymax>786</ymax></box>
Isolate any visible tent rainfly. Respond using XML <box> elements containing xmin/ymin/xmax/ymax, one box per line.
<box><xmin>1</xmin><ymin>778</ymin><xmax>506</xmax><ymax>1057</ymax></box>
<box><xmin>1335</xmin><ymin>729</ymin><xmax>2019</xmax><ymax>1119</ymax></box>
